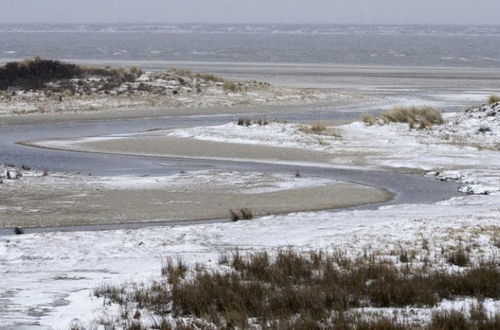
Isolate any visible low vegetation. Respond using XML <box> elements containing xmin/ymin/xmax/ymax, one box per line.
<box><xmin>0</xmin><ymin>57</ymin><xmax>142</xmax><ymax>91</ymax></box>
<box><xmin>447</xmin><ymin>247</ymin><xmax>470</xmax><ymax>267</ymax></box>
<box><xmin>168</xmin><ymin>68</ymin><xmax>225</xmax><ymax>83</ymax></box>
<box><xmin>488</xmin><ymin>94</ymin><xmax>500</xmax><ymax>105</ymax></box>
<box><xmin>237</xmin><ymin>118</ymin><xmax>269</xmax><ymax>126</ymax></box>
<box><xmin>361</xmin><ymin>113</ymin><xmax>377</xmax><ymax>126</ymax></box>
<box><xmin>14</xmin><ymin>227</ymin><xmax>24</xmax><ymax>235</ymax></box>
<box><xmin>299</xmin><ymin>122</ymin><xmax>341</xmax><ymax>137</ymax></box>
<box><xmin>229</xmin><ymin>208</ymin><xmax>253</xmax><ymax>221</ymax></box>
<box><xmin>362</xmin><ymin>106</ymin><xmax>444</xmax><ymax>129</ymax></box>
<box><xmin>382</xmin><ymin>106</ymin><xmax>444</xmax><ymax>129</ymax></box>
<box><xmin>222</xmin><ymin>80</ymin><xmax>243</xmax><ymax>93</ymax></box>
<box><xmin>0</xmin><ymin>58</ymin><xmax>258</xmax><ymax>100</ymax></box>
<box><xmin>89</xmin><ymin>249</ymin><xmax>500</xmax><ymax>329</ymax></box>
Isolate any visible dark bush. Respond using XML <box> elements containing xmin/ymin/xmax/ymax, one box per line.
<box><xmin>14</xmin><ymin>227</ymin><xmax>24</xmax><ymax>235</ymax></box>
<box><xmin>0</xmin><ymin>58</ymin><xmax>142</xmax><ymax>91</ymax></box>
<box><xmin>0</xmin><ymin>57</ymin><xmax>82</xmax><ymax>90</ymax></box>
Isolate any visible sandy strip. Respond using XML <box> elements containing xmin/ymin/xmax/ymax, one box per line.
<box><xmin>33</xmin><ymin>135</ymin><xmax>336</xmax><ymax>164</ymax></box>
<box><xmin>0</xmin><ymin>174</ymin><xmax>390</xmax><ymax>228</ymax></box>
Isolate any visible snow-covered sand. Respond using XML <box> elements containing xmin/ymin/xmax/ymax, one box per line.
<box><xmin>1</xmin><ymin>103</ymin><xmax>500</xmax><ymax>328</ymax></box>
<box><xmin>1</xmin><ymin>192</ymin><xmax>499</xmax><ymax>328</ymax></box>
<box><xmin>0</xmin><ymin>70</ymin><xmax>361</xmax><ymax>117</ymax></box>
<box><xmin>166</xmin><ymin>103</ymin><xmax>500</xmax><ymax>172</ymax></box>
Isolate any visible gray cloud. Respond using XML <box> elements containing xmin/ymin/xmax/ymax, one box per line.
<box><xmin>0</xmin><ymin>0</ymin><xmax>499</xmax><ymax>25</ymax></box>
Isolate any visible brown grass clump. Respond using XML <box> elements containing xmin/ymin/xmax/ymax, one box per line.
<box><xmin>309</xmin><ymin>123</ymin><xmax>326</xmax><ymax>133</ymax></box>
<box><xmin>361</xmin><ymin>113</ymin><xmax>377</xmax><ymax>126</ymax></box>
<box><xmin>381</xmin><ymin>106</ymin><xmax>444</xmax><ymax>129</ymax></box>
<box><xmin>447</xmin><ymin>247</ymin><xmax>470</xmax><ymax>267</ymax></box>
<box><xmin>92</xmin><ymin>250</ymin><xmax>500</xmax><ymax>329</ymax></box>
<box><xmin>488</xmin><ymin>94</ymin><xmax>500</xmax><ymax>104</ymax></box>
<box><xmin>229</xmin><ymin>208</ymin><xmax>253</xmax><ymax>221</ymax></box>
<box><xmin>429</xmin><ymin>309</ymin><xmax>500</xmax><ymax>330</ymax></box>
<box><xmin>299</xmin><ymin>123</ymin><xmax>341</xmax><ymax>137</ymax></box>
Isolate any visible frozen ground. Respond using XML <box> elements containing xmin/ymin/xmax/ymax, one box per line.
<box><xmin>1</xmin><ymin>102</ymin><xmax>500</xmax><ymax>328</ymax></box>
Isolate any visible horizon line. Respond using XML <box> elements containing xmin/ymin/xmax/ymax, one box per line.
<box><xmin>1</xmin><ymin>22</ymin><xmax>500</xmax><ymax>27</ymax></box>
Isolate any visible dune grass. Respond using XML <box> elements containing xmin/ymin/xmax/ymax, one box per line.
<box><xmin>488</xmin><ymin>94</ymin><xmax>500</xmax><ymax>104</ymax></box>
<box><xmin>361</xmin><ymin>106</ymin><xmax>444</xmax><ymax>129</ymax></box>
<box><xmin>361</xmin><ymin>113</ymin><xmax>377</xmax><ymax>126</ymax></box>
<box><xmin>92</xmin><ymin>249</ymin><xmax>500</xmax><ymax>329</ymax></box>
<box><xmin>381</xmin><ymin>106</ymin><xmax>444</xmax><ymax>128</ymax></box>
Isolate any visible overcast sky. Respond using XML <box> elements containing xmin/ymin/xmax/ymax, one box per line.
<box><xmin>1</xmin><ymin>0</ymin><xmax>499</xmax><ymax>25</ymax></box>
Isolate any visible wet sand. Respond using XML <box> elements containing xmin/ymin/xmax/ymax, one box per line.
<box><xmin>7</xmin><ymin>134</ymin><xmax>394</xmax><ymax>229</ymax></box>
<box><xmin>33</xmin><ymin>135</ymin><xmax>335</xmax><ymax>163</ymax></box>
<box><xmin>0</xmin><ymin>176</ymin><xmax>390</xmax><ymax>228</ymax></box>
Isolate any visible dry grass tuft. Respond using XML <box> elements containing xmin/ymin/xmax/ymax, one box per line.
<box><xmin>488</xmin><ymin>94</ymin><xmax>500</xmax><ymax>104</ymax></box>
<box><xmin>381</xmin><ymin>106</ymin><xmax>443</xmax><ymax>129</ymax></box>
<box><xmin>229</xmin><ymin>208</ymin><xmax>253</xmax><ymax>221</ymax></box>
<box><xmin>299</xmin><ymin>123</ymin><xmax>341</xmax><ymax>137</ymax></box>
<box><xmin>361</xmin><ymin>107</ymin><xmax>443</xmax><ymax>129</ymax></box>
<box><xmin>447</xmin><ymin>247</ymin><xmax>470</xmax><ymax>267</ymax></box>
<box><xmin>361</xmin><ymin>113</ymin><xmax>377</xmax><ymax>126</ymax></box>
